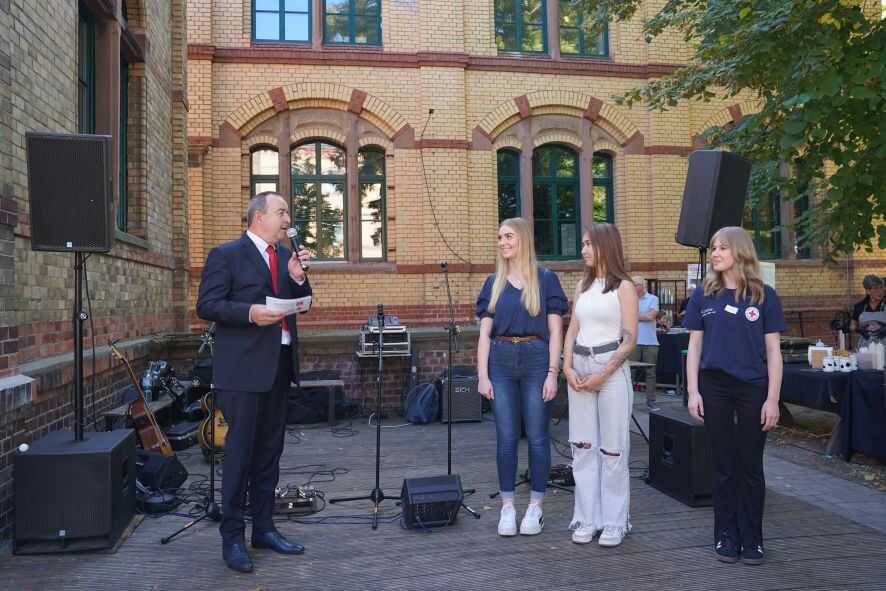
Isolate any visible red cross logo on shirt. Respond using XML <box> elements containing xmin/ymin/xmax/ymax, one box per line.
<box><xmin>745</xmin><ymin>306</ymin><xmax>760</xmax><ymax>322</ymax></box>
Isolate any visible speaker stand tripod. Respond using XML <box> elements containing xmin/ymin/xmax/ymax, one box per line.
<box><xmin>440</xmin><ymin>262</ymin><xmax>480</xmax><ymax>520</ymax></box>
<box><xmin>161</xmin><ymin>328</ymin><xmax>221</xmax><ymax>543</ymax></box>
<box><xmin>329</xmin><ymin>305</ymin><xmax>399</xmax><ymax>530</ymax></box>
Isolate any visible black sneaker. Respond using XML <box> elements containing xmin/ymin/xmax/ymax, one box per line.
<box><xmin>714</xmin><ymin>533</ymin><xmax>740</xmax><ymax>563</ymax></box>
<box><xmin>742</xmin><ymin>542</ymin><xmax>764</xmax><ymax>565</ymax></box>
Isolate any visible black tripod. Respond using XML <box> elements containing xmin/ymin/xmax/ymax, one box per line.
<box><xmin>161</xmin><ymin>326</ymin><xmax>221</xmax><ymax>543</ymax></box>
<box><xmin>329</xmin><ymin>304</ymin><xmax>398</xmax><ymax>529</ymax></box>
<box><xmin>440</xmin><ymin>262</ymin><xmax>480</xmax><ymax>519</ymax></box>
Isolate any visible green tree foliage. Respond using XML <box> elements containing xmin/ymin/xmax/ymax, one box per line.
<box><xmin>579</xmin><ymin>0</ymin><xmax>885</xmax><ymax>257</ymax></box>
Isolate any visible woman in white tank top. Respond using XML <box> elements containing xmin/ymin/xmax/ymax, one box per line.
<box><xmin>562</xmin><ymin>223</ymin><xmax>638</xmax><ymax>547</ymax></box>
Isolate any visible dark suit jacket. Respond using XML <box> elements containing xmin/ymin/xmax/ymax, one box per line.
<box><xmin>196</xmin><ymin>233</ymin><xmax>312</xmax><ymax>392</ymax></box>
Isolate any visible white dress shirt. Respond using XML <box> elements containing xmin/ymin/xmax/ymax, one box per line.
<box><xmin>246</xmin><ymin>230</ymin><xmax>291</xmax><ymax>345</ymax></box>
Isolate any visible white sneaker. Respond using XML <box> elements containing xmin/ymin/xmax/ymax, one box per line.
<box><xmin>498</xmin><ymin>504</ymin><xmax>517</xmax><ymax>536</ymax></box>
<box><xmin>571</xmin><ymin>525</ymin><xmax>597</xmax><ymax>544</ymax></box>
<box><xmin>598</xmin><ymin>525</ymin><xmax>624</xmax><ymax>547</ymax></box>
<box><xmin>519</xmin><ymin>504</ymin><xmax>544</xmax><ymax>535</ymax></box>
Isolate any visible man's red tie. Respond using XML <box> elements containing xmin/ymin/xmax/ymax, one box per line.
<box><xmin>266</xmin><ymin>245</ymin><xmax>289</xmax><ymax>332</ymax></box>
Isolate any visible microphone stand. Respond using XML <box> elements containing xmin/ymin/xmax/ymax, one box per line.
<box><xmin>441</xmin><ymin>262</ymin><xmax>480</xmax><ymax>519</ymax></box>
<box><xmin>161</xmin><ymin>325</ymin><xmax>221</xmax><ymax>544</ymax></box>
<box><xmin>329</xmin><ymin>304</ymin><xmax>398</xmax><ymax>529</ymax></box>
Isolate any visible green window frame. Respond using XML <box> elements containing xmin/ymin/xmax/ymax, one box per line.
<box><xmin>532</xmin><ymin>144</ymin><xmax>580</xmax><ymax>259</ymax></box>
<box><xmin>494</xmin><ymin>0</ymin><xmax>547</xmax><ymax>54</ymax></box>
<box><xmin>118</xmin><ymin>60</ymin><xmax>129</xmax><ymax>232</ymax></box>
<box><xmin>251</xmin><ymin>147</ymin><xmax>280</xmax><ymax>196</ymax></box>
<box><xmin>592</xmin><ymin>152</ymin><xmax>614</xmax><ymax>223</ymax></box>
<box><xmin>291</xmin><ymin>141</ymin><xmax>347</xmax><ymax>260</ymax></box>
<box><xmin>323</xmin><ymin>0</ymin><xmax>381</xmax><ymax>46</ymax></box>
<box><xmin>78</xmin><ymin>7</ymin><xmax>96</xmax><ymax>134</ymax></box>
<box><xmin>253</xmin><ymin>0</ymin><xmax>311</xmax><ymax>43</ymax></box>
<box><xmin>559</xmin><ymin>0</ymin><xmax>608</xmax><ymax>57</ymax></box>
<box><xmin>358</xmin><ymin>147</ymin><xmax>386</xmax><ymax>261</ymax></box>
<box><xmin>744</xmin><ymin>191</ymin><xmax>782</xmax><ymax>260</ymax></box>
<box><xmin>497</xmin><ymin>149</ymin><xmax>521</xmax><ymax>223</ymax></box>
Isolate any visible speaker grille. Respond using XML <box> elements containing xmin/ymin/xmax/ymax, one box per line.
<box><xmin>26</xmin><ymin>132</ymin><xmax>114</xmax><ymax>252</ymax></box>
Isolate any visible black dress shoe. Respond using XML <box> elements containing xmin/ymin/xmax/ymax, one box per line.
<box><xmin>714</xmin><ymin>532</ymin><xmax>740</xmax><ymax>563</ymax></box>
<box><xmin>251</xmin><ymin>530</ymin><xmax>305</xmax><ymax>555</ymax></box>
<box><xmin>222</xmin><ymin>542</ymin><xmax>254</xmax><ymax>573</ymax></box>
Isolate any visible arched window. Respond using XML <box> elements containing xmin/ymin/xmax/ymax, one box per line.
<box><xmin>592</xmin><ymin>152</ymin><xmax>614</xmax><ymax>223</ymax></box>
<box><xmin>497</xmin><ymin>149</ymin><xmax>521</xmax><ymax>223</ymax></box>
<box><xmin>250</xmin><ymin>147</ymin><xmax>279</xmax><ymax>195</ymax></box>
<box><xmin>533</xmin><ymin>144</ymin><xmax>579</xmax><ymax>258</ymax></box>
<box><xmin>358</xmin><ymin>147</ymin><xmax>386</xmax><ymax>261</ymax></box>
<box><xmin>291</xmin><ymin>141</ymin><xmax>347</xmax><ymax>260</ymax></box>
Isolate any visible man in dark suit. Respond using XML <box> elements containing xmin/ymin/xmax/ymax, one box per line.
<box><xmin>197</xmin><ymin>191</ymin><xmax>312</xmax><ymax>573</ymax></box>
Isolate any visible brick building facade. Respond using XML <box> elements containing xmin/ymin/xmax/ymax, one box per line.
<box><xmin>0</xmin><ymin>0</ymin><xmax>188</xmax><ymax>540</ymax></box>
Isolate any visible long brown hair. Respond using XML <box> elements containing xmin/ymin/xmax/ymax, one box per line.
<box><xmin>703</xmin><ymin>226</ymin><xmax>766</xmax><ymax>305</ymax></box>
<box><xmin>488</xmin><ymin>217</ymin><xmax>541</xmax><ymax>316</ymax></box>
<box><xmin>580</xmin><ymin>223</ymin><xmax>631</xmax><ymax>294</ymax></box>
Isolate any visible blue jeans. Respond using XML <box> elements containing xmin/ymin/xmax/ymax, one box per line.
<box><xmin>489</xmin><ymin>339</ymin><xmax>551</xmax><ymax>494</ymax></box>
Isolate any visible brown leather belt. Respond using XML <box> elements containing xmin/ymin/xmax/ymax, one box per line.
<box><xmin>495</xmin><ymin>335</ymin><xmax>539</xmax><ymax>343</ymax></box>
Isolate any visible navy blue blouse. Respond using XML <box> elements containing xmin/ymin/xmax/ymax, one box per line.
<box><xmin>475</xmin><ymin>268</ymin><xmax>568</xmax><ymax>342</ymax></box>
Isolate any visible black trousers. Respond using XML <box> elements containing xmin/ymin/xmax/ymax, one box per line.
<box><xmin>700</xmin><ymin>369</ymin><xmax>768</xmax><ymax>548</ymax></box>
<box><xmin>217</xmin><ymin>346</ymin><xmax>292</xmax><ymax>545</ymax></box>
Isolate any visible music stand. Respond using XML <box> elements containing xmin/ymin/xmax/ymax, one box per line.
<box><xmin>328</xmin><ymin>305</ymin><xmax>399</xmax><ymax>529</ymax></box>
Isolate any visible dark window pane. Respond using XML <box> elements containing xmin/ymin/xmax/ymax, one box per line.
<box><xmin>559</xmin><ymin>222</ymin><xmax>577</xmax><ymax>257</ymax></box>
<box><xmin>498</xmin><ymin>183</ymin><xmax>519</xmax><ymax>222</ymax></box>
<box><xmin>533</xmin><ymin>184</ymin><xmax>551</xmax><ymax>219</ymax></box>
<box><xmin>320</xmin><ymin>143</ymin><xmax>346</xmax><ymax>175</ymax></box>
<box><xmin>593</xmin><ymin>185</ymin><xmax>609</xmax><ymax>222</ymax></box>
<box><xmin>255</xmin><ymin>12</ymin><xmax>280</xmax><ymax>40</ymax></box>
<box><xmin>522</xmin><ymin>0</ymin><xmax>544</xmax><ymax>23</ymax></box>
<box><xmin>353</xmin><ymin>15</ymin><xmax>379</xmax><ymax>44</ymax></box>
<box><xmin>533</xmin><ymin>148</ymin><xmax>552</xmax><ymax>176</ymax></box>
<box><xmin>534</xmin><ymin>220</ymin><xmax>553</xmax><ymax>256</ymax></box>
<box><xmin>284</xmin><ymin>13</ymin><xmax>309</xmax><ymax>41</ymax></box>
<box><xmin>521</xmin><ymin>24</ymin><xmax>544</xmax><ymax>52</ymax></box>
<box><xmin>593</xmin><ymin>156</ymin><xmax>610</xmax><ymax>178</ymax></box>
<box><xmin>355</xmin><ymin>0</ymin><xmax>380</xmax><ymax>13</ymax></box>
<box><xmin>325</xmin><ymin>15</ymin><xmax>349</xmax><ymax>41</ymax></box>
<box><xmin>494</xmin><ymin>0</ymin><xmax>513</xmax><ymax>18</ymax></box>
<box><xmin>257</xmin><ymin>0</ymin><xmax>279</xmax><ymax>10</ymax></box>
<box><xmin>252</xmin><ymin>149</ymin><xmax>278</xmax><ymax>176</ymax></box>
<box><xmin>497</xmin><ymin>150</ymin><xmax>519</xmax><ymax>177</ymax></box>
<box><xmin>557</xmin><ymin>185</ymin><xmax>577</xmax><ymax>219</ymax></box>
<box><xmin>559</xmin><ymin>0</ymin><xmax>578</xmax><ymax>23</ymax></box>
<box><xmin>560</xmin><ymin>26</ymin><xmax>579</xmax><ymax>53</ymax></box>
<box><xmin>325</xmin><ymin>0</ymin><xmax>349</xmax><ymax>14</ymax></box>
<box><xmin>496</xmin><ymin>23</ymin><xmax>517</xmax><ymax>50</ymax></box>
<box><xmin>358</xmin><ymin>150</ymin><xmax>385</xmax><ymax>177</ymax></box>
<box><xmin>291</xmin><ymin>144</ymin><xmax>317</xmax><ymax>176</ymax></box>
<box><xmin>292</xmin><ymin>182</ymin><xmax>318</xmax><ymax>221</ymax></box>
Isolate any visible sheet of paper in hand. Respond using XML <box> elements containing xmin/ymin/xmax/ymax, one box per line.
<box><xmin>266</xmin><ymin>295</ymin><xmax>312</xmax><ymax>315</ymax></box>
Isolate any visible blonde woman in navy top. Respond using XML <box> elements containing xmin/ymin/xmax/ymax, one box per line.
<box><xmin>476</xmin><ymin>217</ymin><xmax>567</xmax><ymax>537</ymax></box>
<box><xmin>684</xmin><ymin>226</ymin><xmax>786</xmax><ymax>565</ymax></box>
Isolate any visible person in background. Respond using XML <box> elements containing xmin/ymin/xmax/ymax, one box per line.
<box><xmin>656</xmin><ymin>310</ymin><xmax>670</xmax><ymax>331</ymax></box>
<box><xmin>629</xmin><ymin>276</ymin><xmax>660</xmax><ymax>411</ymax></box>
<box><xmin>851</xmin><ymin>275</ymin><xmax>885</xmax><ymax>347</ymax></box>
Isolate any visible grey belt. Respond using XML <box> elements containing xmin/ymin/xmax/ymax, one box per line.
<box><xmin>573</xmin><ymin>339</ymin><xmax>621</xmax><ymax>357</ymax></box>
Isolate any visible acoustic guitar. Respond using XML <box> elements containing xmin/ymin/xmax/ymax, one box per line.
<box><xmin>197</xmin><ymin>390</ymin><xmax>227</xmax><ymax>454</ymax></box>
<box><xmin>110</xmin><ymin>343</ymin><xmax>174</xmax><ymax>456</ymax></box>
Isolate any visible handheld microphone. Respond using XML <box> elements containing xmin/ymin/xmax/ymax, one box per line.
<box><xmin>286</xmin><ymin>227</ymin><xmax>310</xmax><ymax>272</ymax></box>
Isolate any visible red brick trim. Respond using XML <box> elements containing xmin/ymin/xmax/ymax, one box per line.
<box><xmin>644</xmin><ymin>145</ymin><xmax>692</xmax><ymax>156</ymax></box>
<box><xmin>584</xmin><ymin>97</ymin><xmax>603</xmax><ymax>121</ymax></box>
<box><xmin>268</xmin><ymin>86</ymin><xmax>288</xmax><ymax>112</ymax></box>
<box><xmin>622</xmin><ymin>131</ymin><xmax>645</xmax><ymax>154</ymax></box>
<box><xmin>727</xmin><ymin>104</ymin><xmax>743</xmax><ymax>123</ymax></box>
<box><xmin>416</xmin><ymin>139</ymin><xmax>472</xmax><ymax>150</ymax></box>
<box><xmin>392</xmin><ymin>124</ymin><xmax>416</xmax><ymax>149</ymax></box>
<box><xmin>514</xmin><ymin>95</ymin><xmax>532</xmax><ymax>119</ymax></box>
<box><xmin>347</xmin><ymin>89</ymin><xmax>367</xmax><ymax>114</ymax></box>
<box><xmin>218</xmin><ymin>121</ymin><xmax>241</xmax><ymax>148</ymax></box>
<box><xmin>188</xmin><ymin>135</ymin><xmax>215</xmax><ymax>147</ymax></box>
<box><xmin>471</xmin><ymin>126</ymin><xmax>493</xmax><ymax>150</ymax></box>
<box><xmin>189</xmin><ymin>45</ymin><xmax>683</xmax><ymax>80</ymax></box>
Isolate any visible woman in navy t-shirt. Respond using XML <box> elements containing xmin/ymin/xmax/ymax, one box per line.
<box><xmin>684</xmin><ymin>226</ymin><xmax>786</xmax><ymax>566</ymax></box>
<box><xmin>476</xmin><ymin>217</ymin><xmax>567</xmax><ymax>537</ymax></box>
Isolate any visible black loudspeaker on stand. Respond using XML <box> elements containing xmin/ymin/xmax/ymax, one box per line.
<box><xmin>329</xmin><ymin>304</ymin><xmax>399</xmax><ymax>530</ymax></box>
<box><xmin>161</xmin><ymin>325</ymin><xmax>221</xmax><ymax>544</ymax></box>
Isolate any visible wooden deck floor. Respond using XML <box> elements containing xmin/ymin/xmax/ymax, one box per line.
<box><xmin>3</xmin><ymin>415</ymin><xmax>886</xmax><ymax>591</ymax></box>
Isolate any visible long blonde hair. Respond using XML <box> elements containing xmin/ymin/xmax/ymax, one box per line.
<box><xmin>488</xmin><ymin>218</ymin><xmax>541</xmax><ymax>317</ymax></box>
<box><xmin>703</xmin><ymin>226</ymin><xmax>766</xmax><ymax>305</ymax></box>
